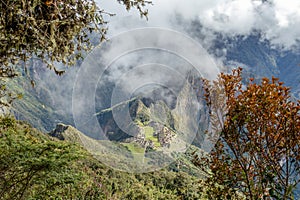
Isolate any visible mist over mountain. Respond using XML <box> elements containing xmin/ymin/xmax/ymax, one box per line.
<box><xmin>10</xmin><ymin>31</ymin><xmax>300</xmax><ymax>132</ymax></box>
<box><xmin>8</xmin><ymin>0</ymin><xmax>299</xmax><ymax>147</ymax></box>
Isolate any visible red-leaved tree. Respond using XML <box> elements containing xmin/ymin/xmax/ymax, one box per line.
<box><xmin>195</xmin><ymin>68</ymin><xmax>300</xmax><ymax>199</ymax></box>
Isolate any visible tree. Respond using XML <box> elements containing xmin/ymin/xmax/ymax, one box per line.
<box><xmin>0</xmin><ymin>0</ymin><xmax>151</xmax><ymax>73</ymax></box>
<box><xmin>0</xmin><ymin>0</ymin><xmax>151</xmax><ymax>109</ymax></box>
<box><xmin>194</xmin><ymin>68</ymin><xmax>300</xmax><ymax>199</ymax></box>
<box><xmin>0</xmin><ymin>66</ymin><xmax>19</xmax><ymax>108</ymax></box>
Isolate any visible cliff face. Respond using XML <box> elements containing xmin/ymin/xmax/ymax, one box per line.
<box><xmin>172</xmin><ymin>74</ymin><xmax>209</xmax><ymax>148</ymax></box>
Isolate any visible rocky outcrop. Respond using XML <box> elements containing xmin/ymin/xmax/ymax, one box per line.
<box><xmin>48</xmin><ymin>123</ymin><xmax>84</xmax><ymax>143</ymax></box>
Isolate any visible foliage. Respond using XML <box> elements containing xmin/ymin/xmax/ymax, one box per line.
<box><xmin>194</xmin><ymin>68</ymin><xmax>300</xmax><ymax>199</ymax></box>
<box><xmin>0</xmin><ymin>66</ymin><xmax>19</xmax><ymax>109</ymax></box>
<box><xmin>0</xmin><ymin>0</ymin><xmax>151</xmax><ymax>109</ymax></box>
<box><xmin>0</xmin><ymin>116</ymin><xmax>208</xmax><ymax>199</ymax></box>
<box><xmin>0</xmin><ymin>0</ymin><xmax>151</xmax><ymax>73</ymax></box>
<box><xmin>118</xmin><ymin>0</ymin><xmax>152</xmax><ymax>18</ymax></box>
<box><xmin>0</xmin><ymin>117</ymin><xmax>94</xmax><ymax>199</ymax></box>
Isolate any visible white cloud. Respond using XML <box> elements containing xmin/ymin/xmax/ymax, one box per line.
<box><xmin>199</xmin><ymin>0</ymin><xmax>256</xmax><ymax>35</ymax></box>
<box><xmin>100</xmin><ymin>0</ymin><xmax>300</xmax><ymax>49</ymax></box>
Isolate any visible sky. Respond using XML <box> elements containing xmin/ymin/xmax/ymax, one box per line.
<box><xmin>100</xmin><ymin>0</ymin><xmax>300</xmax><ymax>50</ymax></box>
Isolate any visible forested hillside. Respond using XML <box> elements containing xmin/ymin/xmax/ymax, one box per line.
<box><xmin>1</xmin><ymin>0</ymin><xmax>300</xmax><ymax>199</ymax></box>
<box><xmin>0</xmin><ymin>116</ymin><xmax>208</xmax><ymax>200</ymax></box>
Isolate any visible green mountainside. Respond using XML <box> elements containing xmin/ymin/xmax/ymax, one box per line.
<box><xmin>49</xmin><ymin>114</ymin><xmax>204</xmax><ymax>177</ymax></box>
<box><xmin>95</xmin><ymin>75</ymin><xmax>208</xmax><ymax>150</ymax></box>
<box><xmin>91</xmin><ymin>85</ymin><xmax>208</xmax><ymax>172</ymax></box>
<box><xmin>1</xmin><ymin>67</ymin><xmax>217</xmax><ymax>199</ymax></box>
<box><xmin>0</xmin><ymin>116</ymin><xmax>209</xmax><ymax>200</ymax></box>
<box><xmin>4</xmin><ymin>69</ymin><xmax>210</xmax><ymax>173</ymax></box>
<box><xmin>7</xmin><ymin>75</ymin><xmax>73</xmax><ymax>132</ymax></box>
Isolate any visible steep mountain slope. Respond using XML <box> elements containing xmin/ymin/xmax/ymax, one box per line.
<box><xmin>277</xmin><ymin>53</ymin><xmax>300</xmax><ymax>98</ymax></box>
<box><xmin>95</xmin><ymin>72</ymin><xmax>209</xmax><ymax>148</ymax></box>
<box><xmin>92</xmin><ymin>94</ymin><xmax>204</xmax><ymax>172</ymax></box>
<box><xmin>8</xmin><ymin>33</ymin><xmax>300</xmax><ymax>135</ymax></box>
<box><xmin>48</xmin><ymin>120</ymin><xmax>205</xmax><ymax>177</ymax></box>
<box><xmin>7</xmin><ymin>76</ymin><xmax>73</xmax><ymax>132</ymax></box>
<box><xmin>224</xmin><ymin>35</ymin><xmax>300</xmax><ymax>98</ymax></box>
<box><xmin>0</xmin><ymin>116</ymin><xmax>208</xmax><ymax>199</ymax></box>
